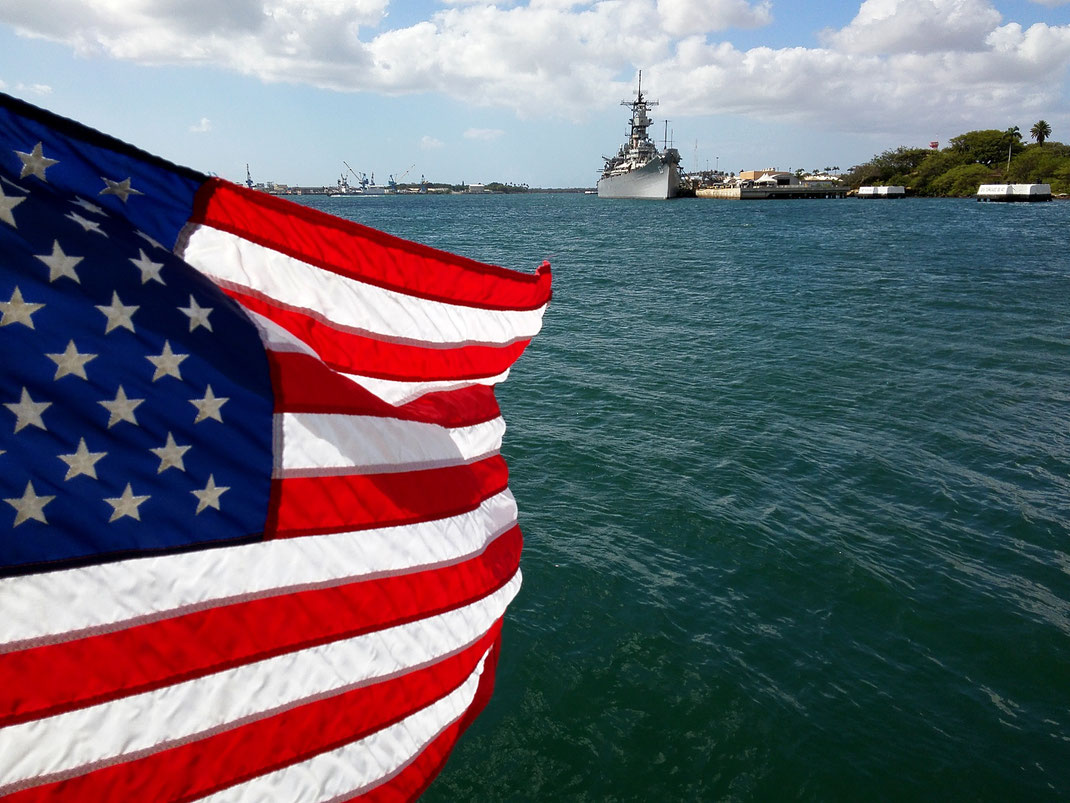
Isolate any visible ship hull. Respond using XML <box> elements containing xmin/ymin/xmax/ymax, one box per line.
<box><xmin>597</xmin><ymin>158</ymin><xmax>680</xmax><ymax>200</ymax></box>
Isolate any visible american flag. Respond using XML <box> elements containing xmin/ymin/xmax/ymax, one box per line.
<box><xmin>0</xmin><ymin>92</ymin><xmax>551</xmax><ymax>800</ymax></box>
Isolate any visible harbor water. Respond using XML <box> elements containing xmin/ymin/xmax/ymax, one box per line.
<box><xmin>297</xmin><ymin>194</ymin><xmax>1070</xmax><ymax>800</ymax></box>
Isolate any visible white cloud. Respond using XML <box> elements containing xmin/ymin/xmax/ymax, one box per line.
<box><xmin>821</xmin><ymin>0</ymin><xmax>1003</xmax><ymax>54</ymax></box>
<box><xmin>189</xmin><ymin>117</ymin><xmax>212</xmax><ymax>133</ymax></box>
<box><xmin>1</xmin><ymin>0</ymin><xmax>1069</xmax><ymax>139</ymax></box>
<box><xmin>658</xmin><ymin>18</ymin><xmax>1070</xmax><ymax>136</ymax></box>
<box><xmin>361</xmin><ymin>1</ymin><xmax>672</xmax><ymax>117</ymax></box>
<box><xmin>657</xmin><ymin>0</ymin><xmax>772</xmax><ymax>36</ymax></box>
<box><xmin>464</xmin><ymin>128</ymin><xmax>505</xmax><ymax>140</ymax></box>
<box><xmin>0</xmin><ymin>0</ymin><xmax>388</xmax><ymax>84</ymax></box>
<box><xmin>420</xmin><ymin>135</ymin><xmax>445</xmax><ymax>149</ymax></box>
<box><xmin>15</xmin><ymin>83</ymin><xmax>53</xmax><ymax>96</ymax></box>
<box><xmin>0</xmin><ymin>0</ymin><xmax>673</xmax><ymax>117</ymax></box>
<box><xmin>3</xmin><ymin>81</ymin><xmax>53</xmax><ymax>95</ymax></box>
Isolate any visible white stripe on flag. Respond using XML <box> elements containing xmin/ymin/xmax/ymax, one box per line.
<box><xmin>245</xmin><ymin>309</ymin><xmax>514</xmax><ymax>404</ymax></box>
<box><xmin>183</xmin><ymin>226</ymin><xmax>546</xmax><ymax>345</ymax></box>
<box><xmin>277</xmin><ymin>413</ymin><xmax>506</xmax><ymax>476</ymax></box>
<box><xmin>198</xmin><ymin>651</ymin><xmax>492</xmax><ymax>803</ymax></box>
<box><xmin>0</xmin><ymin>490</ymin><xmax>518</xmax><ymax>646</ymax></box>
<box><xmin>0</xmin><ymin>573</ymin><xmax>520</xmax><ymax>790</ymax></box>
<box><xmin>345</xmin><ymin>369</ymin><xmax>513</xmax><ymax>407</ymax></box>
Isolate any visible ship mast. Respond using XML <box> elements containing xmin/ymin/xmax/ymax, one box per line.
<box><xmin>622</xmin><ymin>70</ymin><xmax>657</xmax><ymax>150</ymax></box>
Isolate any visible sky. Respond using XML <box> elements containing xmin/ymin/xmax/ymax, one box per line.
<box><xmin>1</xmin><ymin>0</ymin><xmax>1069</xmax><ymax>188</ymax></box>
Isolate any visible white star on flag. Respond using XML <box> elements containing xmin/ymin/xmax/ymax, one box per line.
<box><xmin>0</xmin><ymin>184</ymin><xmax>26</xmax><ymax>227</ymax></box>
<box><xmin>96</xmin><ymin>291</ymin><xmax>138</xmax><ymax>333</ymax></box>
<box><xmin>190</xmin><ymin>385</ymin><xmax>228</xmax><ymax>423</ymax></box>
<box><xmin>0</xmin><ymin>286</ymin><xmax>45</xmax><ymax>328</ymax></box>
<box><xmin>146</xmin><ymin>340</ymin><xmax>187</xmax><ymax>381</ymax></box>
<box><xmin>178</xmin><ymin>294</ymin><xmax>213</xmax><ymax>332</ymax></box>
<box><xmin>35</xmin><ymin>239</ymin><xmax>84</xmax><ymax>283</ymax></box>
<box><xmin>4</xmin><ymin>481</ymin><xmax>56</xmax><ymax>527</ymax></box>
<box><xmin>5</xmin><ymin>387</ymin><xmax>51</xmax><ymax>432</ymax></box>
<box><xmin>130</xmin><ymin>249</ymin><xmax>165</xmax><ymax>284</ymax></box>
<box><xmin>66</xmin><ymin>211</ymin><xmax>107</xmax><ymax>237</ymax></box>
<box><xmin>104</xmin><ymin>483</ymin><xmax>150</xmax><ymax>522</ymax></box>
<box><xmin>100</xmin><ymin>176</ymin><xmax>143</xmax><ymax>202</ymax></box>
<box><xmin>99</xmin><ymin>385</ymin><xmax>144</xmax><ymax>428</ymax></box>
<box><xmin>46</xmin><ymin>340</ymin><xmax>97</xmax><ymax>380</ymax></box>
<box><xmin>58</xmin><ymin>438</ymin><xmax>108</xmax><ymax>480</ymax></box>
<box><xmin>192</xmin><ymin>474</ymin><xmax>229</xmax><ymax>514</ymax></box>
<box><xmin>150</xmin><ymin>432</ymin><xmax>191</xmax><ymax>473</ymax></box>
<box><xmin>71</xmin><ymin>196</ymin><xmax>105</xmax><ymax>215</ymax></box>
<box><xmin>15</xmin><ymin>141</ymin><xmax>59</xmax><ymax>181</ymax></box>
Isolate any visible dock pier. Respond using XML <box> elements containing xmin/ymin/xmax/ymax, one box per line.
<box><xmin>696</xmin><ymin>186</ymin><xmax>848</xmax><ymax>200</ymax></box>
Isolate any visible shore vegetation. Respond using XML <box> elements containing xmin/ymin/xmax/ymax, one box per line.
<box><xmin>845</xmin><ymin>125</ymin><xmax>1070</xmax><ymax>196</ymax></box>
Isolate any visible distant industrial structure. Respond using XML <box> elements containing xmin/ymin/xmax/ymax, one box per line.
<box><xmin>242</xmin><ymin>163</ymin><xmax>436</xmax><ymax>196</ymax></box>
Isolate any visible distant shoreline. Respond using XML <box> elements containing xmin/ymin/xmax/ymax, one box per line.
<box><xmin>257</xmin><ymin>186</ymin><xmax>596</xmax><ymax>197</ymax></box>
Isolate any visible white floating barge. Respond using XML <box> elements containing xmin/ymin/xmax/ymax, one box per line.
<box><xmin>976</xmin><ymin>183</ymin><xmax>1052</xmax><ymax>202</ymax></box>
<box><xmin>857</xmin><ymin>186</ymin><xmax>905</xmax><ymax>199</ymax></box>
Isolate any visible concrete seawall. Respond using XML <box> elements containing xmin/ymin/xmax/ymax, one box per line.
<box><xmin>696</xmin><ymin>186</ymin><xmax>848</xmax><ymax>200</ymax></box>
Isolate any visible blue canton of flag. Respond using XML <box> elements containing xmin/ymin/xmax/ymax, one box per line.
<box><xmin>0</xmin><ymin>121</ymin><xmax>273</xmax><ymax>574</ymax></box>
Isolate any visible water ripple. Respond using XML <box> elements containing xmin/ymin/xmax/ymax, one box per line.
<box><xmin>300</xmin><ymin>194</ymin><xmax>1070</xmax><ymax>800</ymax></box>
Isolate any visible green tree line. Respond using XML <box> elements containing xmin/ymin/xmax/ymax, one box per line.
<box><xmin>844</xmin><ymin>122</ymin><xmax>1070</xmax><ymax>196</ymax></box>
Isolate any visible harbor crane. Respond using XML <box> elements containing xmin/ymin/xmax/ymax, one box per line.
<box><xmin>343</xmin><ymin>160</ymin><xmax>370</xmax><ymax>191</ymax></box>
<box><xmin>389</xmin><ymin>163</ymin><xmax>416</xmax><ymax>190</ymax></box>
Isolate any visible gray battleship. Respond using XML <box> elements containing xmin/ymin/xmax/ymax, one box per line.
<box><xmin>597</xmin><ymin>73</ymin><xmax>681</xmax><ymax>200</ymax></box>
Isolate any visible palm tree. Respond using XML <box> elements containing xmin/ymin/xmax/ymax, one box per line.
<box><xmin>1031</xmin><ymin>120</ymin><xmax>1052</xmax><ymax>145</ymax></box>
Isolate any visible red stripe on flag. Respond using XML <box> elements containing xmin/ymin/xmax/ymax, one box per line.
<box><xmin>3</xmin><ymin>625</ymin><xmax>504</xmax><ymax>803</ymax></box>
<box><xmin>268</xmin><ymin>456</ymin><xmax>510</xmax><ymax>538</ymax></box>
<box><xmin>361</xmin><ymin>635</ymin><xmax>503</xmax><ymax>802</ymax></box>
<box><xmin>268</xmin><ymin>351</ymin><xmax>502</xmax><ymax>426</ymax></box>
<box><xmin>193</xmin><ymin>179</ymin><xmax>552</xmax><ymax>311</ymax></box>
<box><xmin>228</xmin><ymin>288</ymin><xmax>531</xmax><ymax>382</ymax></box>
<box><xmin>0</xmin><ymin>527</ymin><xmax>521</xmax><ymax>729</ymax></box>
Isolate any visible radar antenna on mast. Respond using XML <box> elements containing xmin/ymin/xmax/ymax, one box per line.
<box><xmin>622</xmin><ymin>70</ymin><xmax>657</xmax><ymax>110</ymax></box>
